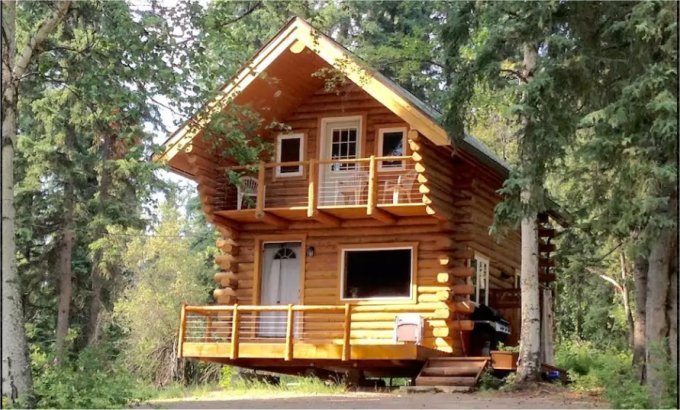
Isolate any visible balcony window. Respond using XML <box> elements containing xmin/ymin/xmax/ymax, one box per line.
<box><xmin>378</xmin><ymin>127</ymin><xmax>406</xmax><ymax>171</ymax></box>
<box><xmin>276</xmin><ymin>133</ymin><xmax>304</xmax><ymax>177</ymax></box>
<box><xmin>341</xmin><ymin>246</ymin><xmax>413</xmax><ymax>300</ymax></box>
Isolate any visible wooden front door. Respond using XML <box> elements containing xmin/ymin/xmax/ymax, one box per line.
<box><xmin>258</xmin><ymin>242</ymin><xmax>301</xmax><ymax>337</ymax></box>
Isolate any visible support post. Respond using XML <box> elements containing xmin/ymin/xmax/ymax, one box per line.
<box><xmin>230</xmin><ymin>304</ymin><xmax>240</xmax><ymax>359</ymax></box>
<box><xmin>342</xmin><ymin>303</ymin><xmax>351</xmax><ymax>361</ymax></box>
<box><xmin>285</xmin><ymin>304</ymin><xmax>294</xmax><ymax>361</ymax></box>
<box><xmin>178</xmin><ymin>303</ymin><xmax>187</xmax><ymax>358</ymax></box>
<box><xmin>367</xmin><ymin>155</ymin><xmax>377</xmax><ymax>216</ymax></box>
<box><xmin>256</xmin><ymin>161</ymin><xmax>265</xmax><ymax>215</ymax></box>
<box><xmin>307</xmin><ymin>159</ymin><xmax>317</xmax><ymax>218</ymax></box>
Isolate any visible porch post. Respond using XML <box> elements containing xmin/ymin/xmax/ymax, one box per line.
<box><xmin>178</xmin><ymin>303</ymin><xmax>187</xmax><ymax>358</ymax></box>
<box><xmin>285</xmin><ymin>304</ymin><xmax>294</xmax><ymax>361</ymax></box>
<box><xmin>307</xmin><ymin>159</ymin><xmax>317</xmax><ymax>218</ymax></box>
<box><xmin>230</xmin><ymin>304</ymin><xmax>239</xmax><ymax>359</ymax></box>
<box><xmin>342</xmin><ymin>303</ymin><xmax>351</xmax><ymax>361</ymax></box>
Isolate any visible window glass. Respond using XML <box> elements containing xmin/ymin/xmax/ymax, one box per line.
<box><xmin>379</xmin><ymin>129</ymin><xmax>405</xmax><ymax>169</ymax></box>
<box><xmin>277</xmin><ymin>135</ymin><xmax>302</xmax><ymax>175</ymax></box>
<box><xmin>331</xmin><ymin>127</ymin><xmax>358</xmax><ymax>171</ymax></box>
<box><xmin>343</xmin><ymin>248</ymin><xmax>412</xmax><ymax>299</ymax></box>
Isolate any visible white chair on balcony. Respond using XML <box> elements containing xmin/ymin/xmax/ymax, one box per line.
<box><xmin>237</xmin><ymin>176</ymin><xmax>259</xmax><ymax>210</ymax></box>
<box><xmin>334</xmin><ymin>171</ymin><xmax>368</xmax><ymax>205</ymax></box>
<box><xmin>382</xmin><ymin>170</ymin><xmax>417</xmax><ymax>204</ymax></box>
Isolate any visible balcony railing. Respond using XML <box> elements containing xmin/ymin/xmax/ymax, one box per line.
<box><xmin>180</xmin><ymin>304</ymin><xmax>352</xmax><ymax>361</ymax></box>
<box><xmin>212</xmin><ymin>156</ymin><xmax>420</xmax><ymax>216</ymax></box>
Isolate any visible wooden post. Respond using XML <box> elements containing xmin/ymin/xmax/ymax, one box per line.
<box><xmin>367</xmin><ymin>155</ymin><xmax>377</xmax><ymax>216</ymax></box>
<box><xmin>230</xmin><ymin>304</ymin><xmax>240</xmax><ymax>359</ymax></box>
<box><xmin>307</xmin><ymin>159</ymin><xmax>316</xmax><ymax>218</ymax></box>
<box><xmin>285</xmin><ymin>304</ymin><xmax>294</xmax><ymax>361</ymax></box>
<box><xmin>342</xmin><ymin>303</ymin><xmax>351</xmax><ymax>361</ymax></box>
<box><xmin>256</xmin><ymin>161</ymin><xmax>265</xmax><ymax>215</ymax></box>
<box><xmin>205</xmin><ymin>315</ymin><xmax>213</xmax><ymax>342</ymax></box>
<box><xmin>178</xmin><ymin>303</ymin><xmax>187</xmax><ymax>358</ymax></box>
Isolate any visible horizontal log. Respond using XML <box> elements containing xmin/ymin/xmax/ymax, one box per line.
<box><xmin>213</xmin><ymin>271</ymin><xmax>238</xmax><ymax>287</ymax></box>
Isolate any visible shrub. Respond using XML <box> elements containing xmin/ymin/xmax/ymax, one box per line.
<box><xmin>478</xmin><ymin>368</ymin><xmax>504</xmax><ymax>390</ymax></box>
<box><xmin>31</xmin><ymin>346</ymin><xmax>150</xmax><ymax>409</ymax></box>
<box><xmin>555</xmin><ymin>340</ymin><xmax>657</xmax><ymax>408</ymax></box>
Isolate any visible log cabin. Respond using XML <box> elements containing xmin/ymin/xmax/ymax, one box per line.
<box><xmin>155</xmin><ymin>17</ymin><xmax>561</xmax><ymax>385</ymax></box>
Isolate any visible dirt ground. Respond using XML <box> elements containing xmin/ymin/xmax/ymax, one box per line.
<box><xmin>144</xmin><ymin>386</ymin><xmax>607</xmax><ymax>409</ymax></box>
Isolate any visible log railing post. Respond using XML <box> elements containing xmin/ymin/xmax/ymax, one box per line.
<box><xmin>230</xmin><ymin>304</ymin><xmax>240</xmax><ymax>359</ymax></box>
<box><xmin>342</xmin><ymin>303</ymin><xmax>351</xmax><ymax>361</ymax></box>
<box><xmin>285</xmin><ymin>304</ymin><xmax>294</xmax><ymax>361</ymax></box>
<box><xmin>307</xmin><ymin>159</ymin><xmax>317</xmax><ymax>218</ymax></box>
<box><xmin>367</xmin><ymin>155</ymin><xmax>377</xmax><ymax>216</ymax></box>
<box><xmin>256</xmin><ymin>161</ymin><xmax>265</xmax><ymax>215</ymax></box>
<box><xmin>178</xmin><ymin>303</ymin><xmax>187</xmax><ymax>358</ymax></box>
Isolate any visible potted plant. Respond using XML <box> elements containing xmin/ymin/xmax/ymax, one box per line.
<box><xmin>490</xmin><ymin>343</ymin><xmax>519</xmax><ymax>370</ymax></box>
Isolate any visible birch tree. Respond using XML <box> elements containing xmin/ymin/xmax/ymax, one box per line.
<box><xmin>2</xmin><ymin>0</ymin><xmax>71</xmax><ymax>402</ymax></box>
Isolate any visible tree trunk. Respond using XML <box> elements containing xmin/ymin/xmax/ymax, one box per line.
<box><xmin>514</xmin><ymin>43</ymin><xmax>541</xmax><ymax>385</ymax></box>
<box><xmin>1</xmin><ymin>3</ymin><xmax>33</xmax><ymax>402</ymax></box>
<box><xmin>619</xmin><ymin>251</ymin><xmax>634</xmax><ymax>349</ymax></box>
<box><xmin>632</xmin><ymin>254</ymin><xmax>647</xmax><ymax>379</ymax></box>
<box><xmin>645</xmin><ymin>226</ymin><xmax>672</xmax><ymax>406</ymax></box>
<box><xmin>666</xmin><ymin>231</ymin><xmax>677</xmax><ymax>377</ymax></box>
<box><xmin>515</xmin><ymin>207</ymin><xmax>541</xmax><ymax>384</ymax></box>
<box><xmin>54</xmin><ymin>127</ymin><xmax>76</xmax><ymax>362</ymax></box>
<box><xmin>86</xmin><ymin>132</ymin><xmax>113</xmax><ymax>346</ymax></box>
<box><xmin>2</xmin><ymin>1</ymin><xmax>71</xmax><ymax>402</ymax></box>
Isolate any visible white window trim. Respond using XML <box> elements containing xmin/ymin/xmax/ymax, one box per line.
<box><xmin>275</xmin><ymin>133</ymin><xmax>304</xmax><ymax>177</ymax></box>
<box><xmin>340</xmin><ymin>246</ymin><xmax>414</xmax><ymax>301</ymax></box>
<box><xmin>472</xmin><ymin>252</ymin><xmax>490</xmax><ymax>305</ymax></box>
<box><xmin>377</xmin><ymin>127</ymin><xmax>407</xmax><ymax>171</ymax></box>
<box><xmin>319</xmin><ymin>116</ymin><xmax>363</xmax><ymax>173</ymax></box>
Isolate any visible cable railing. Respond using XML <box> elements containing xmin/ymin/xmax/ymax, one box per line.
<box><xmin>212</xmin><ymin>156</ymin><xmax>419</xmax><ymax>215</ymax></box>
<box><xmin>180</xmin><ymin>304</ymin><xmax>351</xmax><ymax>361</ymax></box>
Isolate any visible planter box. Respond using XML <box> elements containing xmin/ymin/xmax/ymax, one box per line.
<box><xmin>490</xmin><ymin>351</ymin><xmax>519</xmax><ymax>370</ymax></box>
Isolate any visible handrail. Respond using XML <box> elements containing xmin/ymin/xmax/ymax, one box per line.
<box><xmin>184</xmin><ymin>304</ymin><xmax>346</xmax><ymax>313</ymax></box>
<box><xmin>223</xmin><ymin>155</ymin><xmax>414</xmax><ymax>171</ymax></box>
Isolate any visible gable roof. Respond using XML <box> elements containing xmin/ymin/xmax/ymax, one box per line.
<box><xmin>155</xmin><ymin>16</ymin><xmax>511</xmax><ymax>178</ymax></box>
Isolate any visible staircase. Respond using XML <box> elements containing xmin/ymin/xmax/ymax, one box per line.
<box><xmin>415</xmin><ymin>357</ymin><xmax>489</xmax><ymax>391</ymax></box>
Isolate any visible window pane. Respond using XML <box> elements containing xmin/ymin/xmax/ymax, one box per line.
<box><xmin>381</xmin><ymin>131</ymin><xmax>404</xmax><ymax>168</ymax></box>
<box><xmin>280</xmin><ymin>137</ymin><xmax>301</xmax><ymax>174</ymax></box>
<box><xmin>344</xmin><ymin>249</ymin><xmax>411</xmax><ymax>298</ymax></box>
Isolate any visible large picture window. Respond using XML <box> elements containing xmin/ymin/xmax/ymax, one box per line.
<box><xmin>276</xmin><ymin>133</ymin><xmax>304</xmax><ymax>177</ymax></box>
<box><xmin>341</xmin><ymin>247</ymin><xmax>413</xmax><ymax>300</ymax></box>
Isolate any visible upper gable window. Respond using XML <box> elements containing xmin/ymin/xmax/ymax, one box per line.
<box><xmin>276</xmin><ymin>133</ymin><xmax>304</xmax><ymax>177</ymax></box>
<box><xmin>377</xmin><ymin>127</ymin><xmax>407</xmax><ymax>171</ymax></box>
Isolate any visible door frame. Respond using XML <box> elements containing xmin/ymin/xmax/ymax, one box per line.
<box><xmin>253</xmin><ymin>234</ymin><xmax>307</xmax><ymax>306</ymax></box>
<box><xmin>317</xmin><ymin>114</ymin><xmax>367</xmax><ymax>170</ymax></box>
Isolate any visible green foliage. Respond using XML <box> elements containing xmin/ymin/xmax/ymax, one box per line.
<box><xmin>218</xmin><ymin>369</ymin><xmax>345</xmax><ymax>395</ymax></box>
<box><xmin>478</xmin><ymin>368</ymin><xmax>504</xmax><ymax>391</ymax></box>
<box><xmin>31</xmin><ymin>345</ymin><xmax>149</xmax><ymax>409</ymax></box>
<box><xmin>113</xmin><ymin>201</ymin><xmax>213</xmax><ymax>385</ymax></box>
<box><xmin>495</xmin><ymin>342</ymin><xmax>519</xmax><ymax>353</ymax></box>
<box><xmin>555</xmin><ymin>341</ymin><xmax>677</xmax><ymax>409</ymax></box>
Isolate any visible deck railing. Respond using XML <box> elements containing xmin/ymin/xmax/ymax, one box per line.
<box><xmin>180</xmin><ymin>304</ymin><xmax>352</xmax><ymax>361</ymax></box>
<box><xmin>213</xmin><ymin>156</ymin><xmax>419</xmax><ymax>213</ymax></box>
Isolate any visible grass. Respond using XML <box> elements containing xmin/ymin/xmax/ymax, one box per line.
<box><xmin>148</xmin><ymin>375</ymin><xmax>347</xmax><ymax>403</ymax></box>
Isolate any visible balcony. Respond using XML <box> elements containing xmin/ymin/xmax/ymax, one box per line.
<box><xmin>211</xmin><ymin>156</ymin><xmax>430</xmax><ymax>228</ymax></box>
<box><xmin>179</xmin><ymin>304</ymin><xmax>447</xmax><ymax>362</ymax></box>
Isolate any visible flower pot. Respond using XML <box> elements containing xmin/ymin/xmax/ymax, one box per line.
<box><xmin>490</xmin><ymin>350</ymin><xmax>519</xmax><ymax>370</ymax></box>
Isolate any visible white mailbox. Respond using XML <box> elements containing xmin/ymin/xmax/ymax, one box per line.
<box><xmin>394</xmin><ymin>314</ymin><xmax>424</xmax><ymax>344</ymax></box>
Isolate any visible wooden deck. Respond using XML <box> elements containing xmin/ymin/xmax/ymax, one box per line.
<box><xmin>178</xmin><ymin>304</ymin><xmax>453</xmax><ymax>364</ymax></box>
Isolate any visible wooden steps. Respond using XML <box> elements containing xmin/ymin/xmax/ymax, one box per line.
<box><xmin>415</xmin><ymin>357</ymin><xmax>489</xmax><ymax>390</ymax></box>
